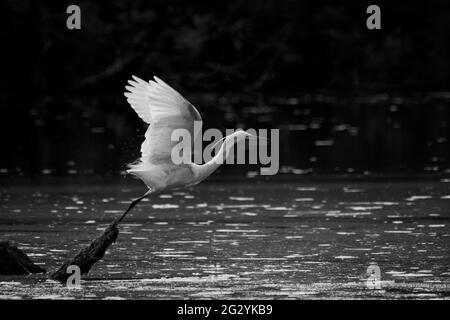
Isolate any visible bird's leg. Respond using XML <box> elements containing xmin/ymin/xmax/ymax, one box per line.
<box><xmin>115</xmin><ymin>190</ymin><xmax>152</xmax><ymax>224</ymax></box>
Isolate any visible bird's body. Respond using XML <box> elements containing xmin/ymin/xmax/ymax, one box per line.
<box><xmin>124</xmin><ymin>75</ymin><xmax>200</xmax><ymax>192</ymax></box>
<box><xmin>122</xmin><ymin>75</ymin><xmax>254</xmax><ymax>212</ymax></box>
<box><xmin>128</xmin><ymin>162</ymin><xmax>194</xmax><ymax>190</ymax></box>
<box><xmin>50</xmin><ymin>76</ymin><xmax>261</xmax><ymax>280</ymax></box>
<box><xmin>52</xmin><ymin>75</ymin><xmax>257</xmax><ymax>279</ymax></box>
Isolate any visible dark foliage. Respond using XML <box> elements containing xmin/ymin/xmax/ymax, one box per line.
<box><xmin>0</xmin><ymin>1</ymin><xmax>449</xmax><ymax>175</ymax></box>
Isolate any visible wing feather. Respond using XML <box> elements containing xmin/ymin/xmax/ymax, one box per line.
<box><xmin>124</xmin><ymin>75</ymin><xmax>203</xmax><ymax>167</ymax></box>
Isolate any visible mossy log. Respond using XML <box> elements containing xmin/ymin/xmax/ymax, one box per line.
<box><xmin>49</xmin><ymin>221</ymin><xmax>119</xmax><ymax>282</ymax></box>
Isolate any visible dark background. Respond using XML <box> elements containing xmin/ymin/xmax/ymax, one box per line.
<box><xmin>0</xmin><ymin>0</ymin><xmax>449</xmax><ymax>178</ymax></box>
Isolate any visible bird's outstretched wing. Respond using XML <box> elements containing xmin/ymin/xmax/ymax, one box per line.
<box><xmin>124</xmin><ymin>75</ymin><xmax>202</xmax><ymax>166</ymax></box>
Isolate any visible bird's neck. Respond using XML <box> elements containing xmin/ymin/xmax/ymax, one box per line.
<box><xmin>194</xmin><ymin>133</ymin><xmax>239</xmax><ymax>182</ymax></box>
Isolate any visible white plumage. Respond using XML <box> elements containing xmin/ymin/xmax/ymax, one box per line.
<box><xmin>118</xmin><ymin>75</ymin><xmax>257</xmax><ymax>223</ymax></box>
<box><xmin>125</xmin><ymin>76</ymin><xmax>202</xmax><ymax>167</ymax></box>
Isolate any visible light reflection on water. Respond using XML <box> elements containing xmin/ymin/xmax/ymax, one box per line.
<box><xmin>0</xmin><ymin>179</ymin><xmax>449</xmax><ymax>299</ymax></box>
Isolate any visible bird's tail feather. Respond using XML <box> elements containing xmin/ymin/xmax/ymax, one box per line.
<box><xmin>126</xmin><ymin>159</ymin><xmax>145</xmax><ymax>174</ymax></box>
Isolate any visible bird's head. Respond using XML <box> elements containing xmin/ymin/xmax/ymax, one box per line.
<box><xmin>234</xmin><ymin>129</ymin><xmax>251</xmax><ymax>142</ymax></box>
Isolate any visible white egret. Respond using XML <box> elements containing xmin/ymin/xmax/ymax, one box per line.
<box><xmin>118</xmin><ymin>75</ymin><xmax>258</xmax><ymax>222</ymax></box>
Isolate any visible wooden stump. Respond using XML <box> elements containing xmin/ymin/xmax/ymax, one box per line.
<box><xmin>0</xmin><ymin>241</ymin><xmax>46</xmax><ymax>275</ymax></box>
<box><xmin>49</xmin><ymin>221</ymin><xmax>119</xmax><ymax>282</ymax></box>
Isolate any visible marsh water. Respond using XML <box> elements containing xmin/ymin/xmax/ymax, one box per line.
<box><xmin>0</xmin><ymin>177</ymin><xmax>449</xmax><ymax>299</ymax></box>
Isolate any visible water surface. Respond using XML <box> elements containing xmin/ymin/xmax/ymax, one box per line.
<box><xmin>0</xmin><ymin>178</ymin><xmax>449</xmax><ymax>299</ymax></box>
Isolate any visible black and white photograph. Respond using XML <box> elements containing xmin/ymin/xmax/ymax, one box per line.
<box><xmin>0</xmin><ymin>0</ymin><xmax>449</xmax><ymax>306</ymax></box>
